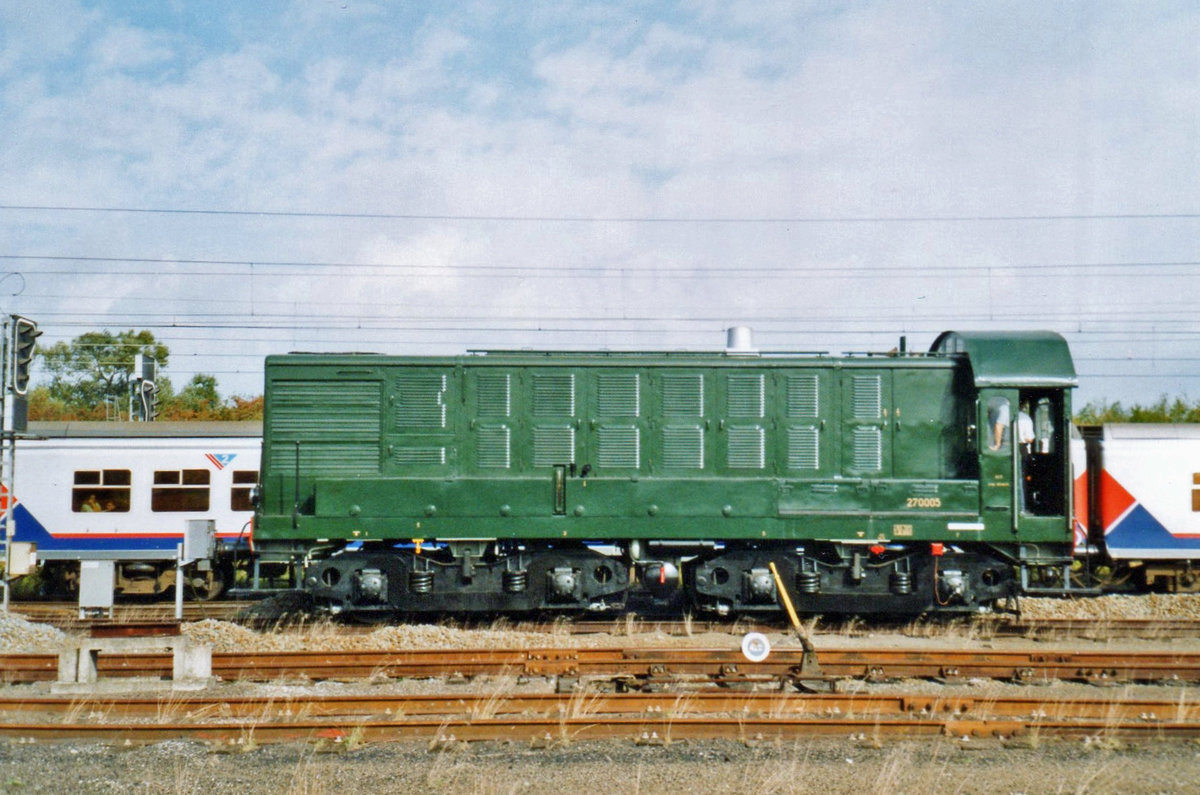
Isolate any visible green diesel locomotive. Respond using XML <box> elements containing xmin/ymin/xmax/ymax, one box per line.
<box><xmin>252</xmin><ymin>329</ymin><xmax>1077</xmax><ymax>616</ymax></box>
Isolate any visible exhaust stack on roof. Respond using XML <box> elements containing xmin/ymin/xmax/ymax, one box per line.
<box><xmin>725</xmin><ymin>326</ymin><xmax>758</xmax><ymax>356</ymax></box>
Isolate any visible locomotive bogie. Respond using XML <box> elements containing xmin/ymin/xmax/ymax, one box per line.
<box><xmin>301</xmin><ymin>541</ymin><xmax>630</xmax><ymax>614</ymax></box>
<box><xmin>686</xmin><ymin>541</ymin><xmax>1014</xmax><ymax>615</ymax></box>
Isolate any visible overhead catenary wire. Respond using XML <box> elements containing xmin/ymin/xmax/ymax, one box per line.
<box><xmin>5</xmin><ymin>203</ymin><xmax>1200</xmax><ymax>224</ymax></box>
<box><xmin>5</xmin><ymin>253</ymin><xmax>1200</xmax><ymax>277</ymax></box>
<box><xmin>6</xmin><ymin>204</ymin><xmax>1197</xmax><ymax>398</ymax></box>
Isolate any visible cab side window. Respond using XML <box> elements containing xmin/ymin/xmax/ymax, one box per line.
<box><xmin>985</xmin><ymin>396</ymin><xmax>1011</xmax><ymax>454</ymax></box>
<box><xmin>1032</xmin><ymin>397</ymin><xmax>1055</xmax><ymax>454</ymax></box>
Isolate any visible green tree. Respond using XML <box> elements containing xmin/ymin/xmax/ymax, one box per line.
<box><xmin>225</xmin><ymin>394</ymin><xmax>264</xmax><ymax>420</ymax></box>
<box><xmin>158</xmin><ymin>374</ymin><xmax>224</xmax><ymax>419</ymax></box>
<box><xmin>38</xmin><ymin>330</ymin><xmax>168</xmax><ymax>415</ymax></box>
<box><xmin>30</xmin><ymin>329</ymin><xmax>263</xmax><ymax>421</ymax></box>
<box><xmin>24</xmin><ymin>385</ymin><xmax>104</xmax><ymax>420</ymax></box>
<box><xmin>1075</xmin><ymin>395</ymin><xmax>1200</xmax><ymax>424</ymax></box>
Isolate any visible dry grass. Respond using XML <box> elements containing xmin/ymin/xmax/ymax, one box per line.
<box><xmin>62</xmin><ymin>695</ymin><xmax>109</xmax><ymax>725</ymax></box>
<box><xmin>468</xmin><ymin>677</ymin><xmax>515</xmax><ymax>721</ymax></box>
<box><xmin>282</xmin><ymin>748</ymin><xmax>333</xmax><ymax>795</ymax></box>
<box><xmin>154</xmin><ymin>689</ymin><xmax>226</xmax><ymax>724</ymax></box>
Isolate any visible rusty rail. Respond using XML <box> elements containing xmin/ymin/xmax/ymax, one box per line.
<box><xmin>13</xmin><ymin>601</ymin><xmax>1200</xmax><ymax>641</ymax></box>
<box><xmin>4</xmin><ymin>690</ymin><xmax>1198</xmax><ymax>722</ymax></box>
<box><xmin>3</xmin><ymin>688</ymin><xmax>1200</xmax><ymax>745</ymax></box>
<box><xmin>6</xmin><ymin>646</ymin><xmax>1200</xmax><ymax>685</ymax></box>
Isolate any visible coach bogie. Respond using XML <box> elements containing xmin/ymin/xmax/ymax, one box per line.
<box><xmin>184</xmin><ymin>561</ymin><xmax>230</xmax><ymax>600</ymax></box>
<box><xmin>1140</xmin><ymin>563</ymin><xmax>1200</xmax><ymax>593</ymax></box>
<box><xmin>114</xmin><ymin>561</ymin><xmax>173</xmax><ymax>597</ymax></box>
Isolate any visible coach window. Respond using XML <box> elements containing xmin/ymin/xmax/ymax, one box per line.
<box><xmin>152</xmin><ymin>469</ymin><xmax>210</xmax><ymax>512</ymax></box>
<box><xmin>1193</xmin><ymin>474</ymin><xmax>1200</xmax><ymax>512</ymax></box>
<box><xmin>231</xmin><ymin>470</ymin><xmax>259</xmax><ymax>512</ymax></box>
<box><xmin>72</xmin><ymin>470</ymin><xmax>131</xmax><ymax>512</ymax></box>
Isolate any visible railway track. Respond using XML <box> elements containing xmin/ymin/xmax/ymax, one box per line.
<box><xmin>2</xmin><ymin>689</ymin><xmax>1199</xmax><ymax>746</ymax></box>
<box><xmin>7</xmin><ymin>601</ymin><xmax>251</xmax><ymax>626</ymax></box>
<box><xmin>999</xmin><ymin>617</ymin><xmax>1200</xmax><ymax>638</ymax></box>
<box><xmin>11</xmin><ymin>602</ymin><xmax>1200</xmax><ymax>640</ymax></box>
<box><xmin>5</xmin><ymin>646</ymin><xmax>1200</xmax><ymax>686</ymax></box>
<box><xmin>12</xmin><ymin>596</ymin><xmax>1200</xmax><ymax>640</ymax></box>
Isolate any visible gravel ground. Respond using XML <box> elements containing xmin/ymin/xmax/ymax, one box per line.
<box><xmin>6</xmin><ymin>597</ymin><xmax>1200</xmax><ymax>794</ymax></box>
<box><xmin>8</xmin><ymin>593</ymin><xmax>1200</xmax><ymax>655</ymax></box>
<box><xmin>2</xmin><ymin>735</ymin><xmax>1199</xmax><ymax>795</ymax></box>
<box><xmin>0</xmin><ymin>612</ymin><xmax>64</xmax><ymax>654</ymax></box>
<box><xmin>1018</xmin><ymin>593</ymin><xmax>1200</xmax><ymax>621</ymax></box>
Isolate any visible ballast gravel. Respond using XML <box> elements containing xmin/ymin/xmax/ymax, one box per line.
<box><xmin>1018</xmin><ymin>592</ymin><xmax>1200</xmax><ymax>620</ymax></box>
<box><xmin>2</xmin><ymin>734</ymin><xmax>1199</xmax><ymax>794</ymax></box>
<box><xmin>7</xmin><ymin>593</ymin><xmax>1200</xmax><ymax>656</ymax></box>
<box><xmin>0</xmin><ymin>611</ymin><xmax>64</xmax><ymax>653</ymax></box>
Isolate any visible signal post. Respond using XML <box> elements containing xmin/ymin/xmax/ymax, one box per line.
<box><xmin>2</xmin><ymin>314</ymin><xmax>41</xmax><ymax>610</ymax></box>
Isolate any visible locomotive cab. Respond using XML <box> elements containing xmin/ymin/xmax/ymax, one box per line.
<box><xmin>933</xmin><ymin>332</ymin><xmax>1078</xmax><ymax>594</ymax></box>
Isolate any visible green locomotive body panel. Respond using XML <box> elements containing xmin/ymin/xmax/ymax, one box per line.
<box><xmin>256</xmin><ymin>333</ymin><xmax>1076</xmax><ymax>553</ymax></box>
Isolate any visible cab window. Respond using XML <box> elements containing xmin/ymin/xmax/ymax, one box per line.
<box><xmin>1031</xmin><ymin>397</ymin><xmax>1055</xmax><ymax>454</ymax></box>
<box><xmin>985</xmin><ymin>396</ymin><xmax>1011</xmax><ymax>454</ymax></box>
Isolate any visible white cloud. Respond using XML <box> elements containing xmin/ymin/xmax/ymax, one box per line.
<box><xmin>2</xmin><ymin>3</ymin><xmax>1198</xmax><ymax>402</ymax></box>
<box><xmin>0</xmin><ymin>1</ymin><xmax>100</xmax><ymax>78</ymax></box>
<box><xmin>89</xmin><ymin>25</ymin><xmax>175</xmax><ymax>72</ymax></box>
<box><xmin>355</xmin><ymin>228</ymin><xmax>483</xmax><ymax>301</ymax></box>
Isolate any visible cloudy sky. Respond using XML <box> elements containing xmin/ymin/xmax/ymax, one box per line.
<box><xmin>1</xmin><ymin>1</ymin><xmax>1197</xmax><ymax>408</ymax></box>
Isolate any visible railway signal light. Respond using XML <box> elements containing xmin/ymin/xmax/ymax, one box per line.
<box><xmin>9</xmin><ymin>315</ymin><xmax>41</xmax><ymax>396</ymax></box>
<box><xmin>132</xmin><ymin>353</ymin><xmax>157</xmax><ymax>421</ymax></box>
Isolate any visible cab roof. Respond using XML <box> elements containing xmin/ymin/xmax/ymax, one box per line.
<box><xmin>931</xmin><ymin>331</ymin><xmax>1077</xmax><ymax>388</ymax></box>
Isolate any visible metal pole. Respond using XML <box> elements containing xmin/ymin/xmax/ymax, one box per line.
<box><xmin>768</xmin><ymin>561</ymin><xmax>822</xmax><ymax>677</ymax></box>
<box><xmin>1</xmin><ymin>317</ymin><xmax>11</xmax><ymax>614</ymax></box>
<box><xmin>1</xmin><ymin>429</ymin><xmax>14</xmax><ymax>614</ymax></box>
<box><xmin>175</xmin><ymin>543</ymin><xmax>185</xmax><ymax>620</ymax></box>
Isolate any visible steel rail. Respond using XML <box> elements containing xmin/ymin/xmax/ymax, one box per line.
<box><xmin>14</xmin><ymin>603</ymin><xmax>1200</xmax><ymax>640</ymax></box>
<box><xmin>6</xmin><ymin>646</ymin><xmax>1200</xmax><ymax>685</ymax></box>
<box><xmin>3</xmin><ymin>713</ymin><xmax>1200</xmax><ymax>746</ymax></box>
<box><xmin>11</xmin><ymin>603</ymin><xmax>781</xmax><ymax>635</ymax></box>
<box><xmin>3</xmin><ymin>691</ymin><xmax>1198</xmax><ymax>723</ymax></box>
<box><xmin>213</xmin><ymin>647</ymin><xmax>1200</xmax><ymax>684</ymax></box>
<box><xmin>1000</xmin><ymin>617</ymin><xmax>1200</xmax><ymax>638</ymax></box>
<box><xmin>9</xmin><ymin>602</ymin><xmax>249</xmax><ymax>626</ymax></box>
